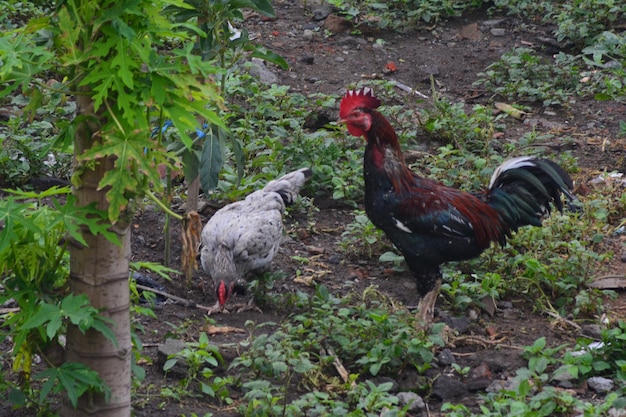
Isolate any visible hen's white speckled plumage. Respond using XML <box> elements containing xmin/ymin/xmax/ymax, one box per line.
<box><xmin>200</xmin><ymin>168</ymin><xmax>311</xmax><ymax>308</ymax></box>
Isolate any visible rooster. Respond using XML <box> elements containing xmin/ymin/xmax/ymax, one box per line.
<box><xmin>339</xmin><ymin>88</ymin><xmax>578</xmax><ymax>325</ymax></box>
<box><xmin>200</xmin><ymin>168</ymin><xmax>312</xmax><ymax>313</ymax></box>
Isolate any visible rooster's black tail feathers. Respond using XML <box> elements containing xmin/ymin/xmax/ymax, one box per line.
<box><xmin>487</xmin><ymin>157</ymin><xmax>580</xmax><ymax>230</ymax></box>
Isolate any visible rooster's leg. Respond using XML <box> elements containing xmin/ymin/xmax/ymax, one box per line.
<box><xmin>416</xmin><ymin>279</ymin><xmax>441</xmax><ymax>328</ymax></box>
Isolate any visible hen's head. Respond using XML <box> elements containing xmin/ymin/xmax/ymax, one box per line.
<box><xmin>340</xmin><ymin>88</ymin><xmax>381</xmax><ymax>137</ymax></box>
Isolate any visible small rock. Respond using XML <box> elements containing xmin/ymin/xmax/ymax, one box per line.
<box><xmin>397</xmin><ymin>368</ymin><xmax>429</xmax><ymax>391</ymax></box>
<box><xmin>482</xmin><ymin>18</ymin><xmax>508</xmax><ymax>27</ymax></box>
<box><xmin>312</xmin><ymin>5</ymin><xmax>333</xmax><ymax>21</ymax></box>
<box><xmin>157</xmin><ymin>338</ymin><xmax>188</xmax><ymax>378</ymax></box>
<box><xmin>417</xmin><ymin>64</ymin><xmax>440</xmax><ymax>82</ymax></box>
<box><xmin>444</xmin><ymin>316</ymin><xmax>470</xmax><ymax>334</ymax></box>
<box><xmin>327</xmin><ymin>255</ymin><xmax>341</xmax><ymax>264</ymax></box>
<box><xmin>553</xmin><ymin>367</ymin><xmax>576</xmax><ymax>382</ymax></box>
<box><xmin>486</xmin><ymin>377</ymin><xmax>519</xmax><ymax>393</ymax></box>
<box><xmin>470</xmin><ymin>363</ymin><xmax>493</xmax><ymax>380</ymax></box>
<box><xmin>458</xmin><ymin>23</ymin><xmax>481</xmax><ymax>41</ymax></box>
<box><xmin>466</xmin><ymin>363</ymin><xmax>493</xmax><ymax>391</ymax></box>
<box><xmin>247</xmin><ymin>58</ymin><xmax>279</xmax><ymax>85</ymax></box>
<box><xmin>466</xmin><ymin>378</ymin><xmax>492</xmax><ymax>391</ymax></box>
<box><xmin>433</xmin><ymin>376</ymin><xmax>468</xmax><ymax>399</ymax></box>
<box><xmin>299</xmin><ymin>55</ymin><xmax>315</xmax><ymax>64</ymax></box>
<box><xmin>336</xmin><ymin>35</ymin><xmax>367</xmax><ymax>47</ymax></box>
<box><xmin>486</xmin><ymin>379</ymin><xmax>506</xmax><ymax>393</ymax></box>
<box><xmin>491</xmin><ymin>28</ymin><xmax>506</xmax><ymax>37</ymax></box>
<box><xmin>437</xmin><ymin>348</ymin><xmax>455</xmax><ymax>366</ymax></box>
<box><xmin>608</xmin><ymin>408</ymin><xmax>626</xmax><ymax>417</ymax></box>
<box><xmin>323</xmin><ymin>14</ymin><xmax>351</xmax><ymax>34</ymax></box>
<box><xmin>303</xmin><ymin>29</ymin><xmax>315</xmax><ymax>41</ymax></box>
<box><xmin>397</xmin><ymin>392</ymin><xmax>425</xmax><ymax>412</ymax></box>
<box><xmin>587</xmin><ymin>376</ymin><xmax>614</xmax><ymax>393</ymax></box>
<box><xmin>497</xmin><ymin>301</ymin><xmax>513</xmax><ymax>309</ymax></box>
<box><xmin>581</xmin><ymin>323</ymin><xmax>603</xmax><ymax>339</ymax></box>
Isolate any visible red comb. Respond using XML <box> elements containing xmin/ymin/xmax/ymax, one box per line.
<box><xmin>339</xmin><ymin>87</ymin><xmax>381</xmax><ymax>119</ymax></box>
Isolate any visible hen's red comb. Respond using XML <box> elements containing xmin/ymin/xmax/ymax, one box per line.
<box><xmin>339</xmin><ymin>87</ymin><xmax>381</xmax><ymax>119</ymax></box>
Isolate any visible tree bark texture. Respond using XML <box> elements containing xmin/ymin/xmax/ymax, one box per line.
<box><xmin>62</xmin><ymin>95</ymin><xmax>132</xmax><ymax>417</ymax></box>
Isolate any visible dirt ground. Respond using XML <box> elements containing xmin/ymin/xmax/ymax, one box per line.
<box><xmin>4</xmin><ymin>1</ymin><xmax>626</xmax><ymax>416</ymax></box>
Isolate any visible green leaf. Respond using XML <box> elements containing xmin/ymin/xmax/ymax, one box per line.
<box><xmin>231</xmin><ymin>0</ymin><xmax>275</xmax><ymax>17</ymax></box>
<box><xmin>54</xmin><ymin>196</ymin><xmax>121</xmax><ymax>246</ymax></box>
<box><xmin>272</xmin><ymin>361</ymin><xmax>288</xmax><ymax>374</ymax></box>
<box><xmin>21</xmin><ymin>303</ymin><xmax>61</xmax><ymax>341</ymax></box>
<box><xmin>163</xmin><ymin>358</ymin><xmax>178</xmax><ymax>371</ymax></box>
<box><xmin>0</xmin><ymin>198</ymin><xmax>40</xmax><ymax>255</ymax></box>
<box><xmin>181</xmin><ymin>148</ymin><xmax>201</xmax><ymax>181</ymax></box>
<box><xmin>8</xmin><ymin>388</ymin><xmax>27</xmax><ymax>406</ymax></box>
<box><xmin>199</xmin><ymin>128</ymin><xmax>224</xmax><ymax>192</ymax></box>
<box><xmin>111</xmin><ymin>39</ymin><xmax>137</xmax><ymax>89</ymax></box>
<box><xmin>249</xmin><ymin>47</ymin><xmax>288</xmax><ymax>70</ymax></box>
<box><xmin>34</xmin><ymin>362</ymin><xmax>110</xmax><ymax>408</ymax></box>
<box><xmin>79</xmin><ymin>65</ymin><xmax>117</xmax><ymax>111</ymax></box>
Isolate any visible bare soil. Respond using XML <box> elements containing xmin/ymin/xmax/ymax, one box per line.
<box><xmin>4</xmin><ymin>1</ymin><xmax>626</xmax><ymax>416</ymax></box>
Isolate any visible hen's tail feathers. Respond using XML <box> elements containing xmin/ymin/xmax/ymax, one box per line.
<box><xmin>263</xmin><ymin>168</ymin><xmax>312</xmax><ymax>205</ymax></box>
<box><xmin>487</xmin><ymin>157</ymin><xmax>580</xmax><ymax>230</ymax></box>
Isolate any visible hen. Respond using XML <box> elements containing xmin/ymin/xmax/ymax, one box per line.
<box><xmin>339</xmin><ymin>88</ymin><xmax>578</xmax><ymax>326</ymax></box>
<box><xmin>200</xmin><ymin>168</ymin><xmax>312</xmax><ymax>313</ymax></box>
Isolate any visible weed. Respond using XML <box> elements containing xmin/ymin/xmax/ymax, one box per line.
<box><xmin>326</xmin><ymin>0</ymin><xmax>481</xmax><ymax>31</ymax></box>
<box><xmin>418</xmin><ymin>89</ymin><xmax>505</xmax><ymax>156</ymax></box>
<box><xmin>231</xmin><ymin>285</ymin><xmax>443</xmax><ymax>415</ymax></box>
<box><xmin>443</xmin><ymin>335</ymin><xmax>626</xmax><ymax>416</ymax></box>
<box><xmin>163</xmin><ymin>333</ymin><xmax>232</xmax><ymax>404</ymax></box>
<box><xmin>339</xmin><ymin>210</ymin><xmax>388</xmax><ymax>259</ymax></box>
<box><xmin>475</xmin><ymin>48</ymin><xmax>581</xmax><ymax>106</ymax></box>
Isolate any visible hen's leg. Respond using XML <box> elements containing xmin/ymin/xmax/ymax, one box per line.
<box><xmin>205</xmin><ymin>301</ymin><xmax>229</xmax><ymax>315</ymax></box>
<box><xmin>416</xmin><ymin>279</ymin><xmax>441</xmax><ymax>328</ymax></box>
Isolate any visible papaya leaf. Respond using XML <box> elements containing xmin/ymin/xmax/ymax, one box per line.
<box><xmin>52</xmin><ymin>196</ymin><xmax>121</xmax><ymax>246</ymax></box>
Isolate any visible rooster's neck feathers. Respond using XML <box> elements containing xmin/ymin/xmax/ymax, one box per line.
<box><xmin>366</xmin><ymin>112</ymin><xmax>415</xmax><ymax>194</ymax></box>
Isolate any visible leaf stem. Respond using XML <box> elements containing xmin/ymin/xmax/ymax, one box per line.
<box><xmin>145</xmin><ymin>190</ymin><xmax>183</xmax><ymax>220</ymax></box>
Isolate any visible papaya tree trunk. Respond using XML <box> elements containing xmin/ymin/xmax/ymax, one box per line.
<box><xmin>62</xmin><ymin>95</ymin><xmax>132</xmax><ymax>417</ymax></box>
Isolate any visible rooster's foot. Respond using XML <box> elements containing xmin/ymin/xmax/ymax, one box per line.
<box><xmin>415</xmin><ymin>279</ymin><xmax>441</xmax><ymax>331</ymax></box>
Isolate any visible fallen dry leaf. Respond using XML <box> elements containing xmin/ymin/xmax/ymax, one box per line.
<box><xmin>204</xmin><ymin>325</ymin><xmax>245</xmax><ymax>335</ymax></box>
<box><xmin>182</xmin><ymin>211</ymin><xmax>202</xmax><ymax>284</ymax></box>
<box><xmin>294</xmin><ymin>275</ymin><xmax>316</xmax><ymax>286</ymax></box>
<box><xmin>494</xmin><ymin>102</ymin><xmax>527</xmax><ymax>119</ymax></box>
